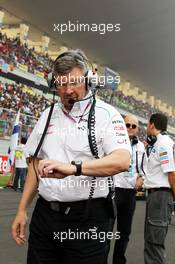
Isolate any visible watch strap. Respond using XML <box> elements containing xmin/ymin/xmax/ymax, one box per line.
<box><xmin>71</xmin><ymin>160</ymin><xmax>82</xmax><ymax>176</ymax></box>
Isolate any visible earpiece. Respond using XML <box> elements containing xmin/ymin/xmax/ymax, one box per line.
<box><xmin>84</xmin><ymin>69</ymin><xmax>98</xmax><ymax>91</ymax></box>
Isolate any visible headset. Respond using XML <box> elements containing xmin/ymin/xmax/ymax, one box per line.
<box><xmin>146</xmin><ymin>131</ymin><xmax>168</xmax><ymax>146</ymax></box>
<box><xmin>131</xmin><ymin>136</ymin><xmax>138</xmax><ymax>146</ymax></box>
<box><xmin>47</xmin><ymin>50</ymin><xmax>99</xmax><ymax>97</ymax></box>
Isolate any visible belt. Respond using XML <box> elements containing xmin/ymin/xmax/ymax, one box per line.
<box><xmin>148</xmin><ymin>187</ymin><xmax>171</xmax><ymax>194</ymax></box>
<box><xmin>38</xmin><ymin>195</ymin><xmax>107</xmax><ymax>214</ymax></box>
<box><xmin>115</xmin><ymin>187</ymin><xmax>136</xmax><ymax>193</ymax></box>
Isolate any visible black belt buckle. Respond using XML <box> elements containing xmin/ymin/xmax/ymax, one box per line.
<box><xmin>50</xmin><ymin>202</ymin><xmax>60</xmax><ymax>212</ymax></box>
<box><xmin>50</xmin><ymin>202</ymin><xmax>71</xmax><ymax>215</ymax></box>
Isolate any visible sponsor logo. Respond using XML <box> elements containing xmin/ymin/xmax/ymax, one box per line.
<box><xmin>159</xmin><ymin>146</ymin><xmax>167</xmax><ymax>152</ymax></box>
<box><xmin>112</xmin><ymin>120</ymin><xmax>123</xmax><ymax>124</ymax></box>
<box><xmin>115</xmin><ymin>132</ymin><xmax>126</xmax><ymax>137</ymax></box>
<box><xmin>0</xmin><ymin>156</ymin><xmax>8</xmax><ymax>173</ymax></box>
<box><xmin>160</xmin><ymin>160</ymin><xmax>169</xmax><ymax>165</ymax></box>
<box><xmin>80</xmin><ymin>118</ymin><xmax>88</xmax><ymax>123</ymax></box>
<box><xmin>160</xmin><ymin>156</ymin><xmax>169</xmax><ymax>161</ymax></box>
<box><xmin>117</xmin><ymin>139</ymin><xmax>127</xmax><ymax>144</ymax></box>
<box><xmin>159</xmin><ymin>151</ymin><xmax>168</xmax><ymax>157</ymax></box>
<box><xmin>114</xmin><ymin>125</ymin><xmax>125</xmax><ymax>131</ymax></box>
<box><xmin>46</xmin><ymin>124</ymin><xmax>55</xmax><ymax>134</ymax></box>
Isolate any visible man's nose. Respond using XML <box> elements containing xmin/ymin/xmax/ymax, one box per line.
<box><xmin>65</xmin><ymin>85</ymin><xmax>74</xmax><ymax>94</ymax></box>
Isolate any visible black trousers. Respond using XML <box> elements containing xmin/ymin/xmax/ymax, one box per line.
<box><xmin>27</xmin><ymin>196</ymin><xmax>113</xmax><ymax>264</ymax></box>
<box><xmin>113</xmin><ymin>188</ymin><xmax>136</xmax><ymax>264</ymax></box>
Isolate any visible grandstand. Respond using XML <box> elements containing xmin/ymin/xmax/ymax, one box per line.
<box><xmin>1</xmin><ymin>28</ymin><xmax>175</xmax><ymax>154</ymax></box>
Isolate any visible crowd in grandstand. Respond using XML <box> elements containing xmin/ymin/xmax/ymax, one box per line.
<box><xmin>0</xmin><ymin>81</ymin><xmax>50</xmax><ymax>118</ymax></box>
<box><xmin>0</xmin><ymin>32</ymin><xmax>52</xmax><ymax>76</ymax></box>
<box><xmin>0</xmin><ymin>81</ymin><xmax>51</xmax><ymax>138</ymax></box>
<box><xmin>0</xmin><ymin>31</ymin><xmax>175</xmax><ymax>140</ymax></box>
<box><xmin>97</xmin><ymin>89</ymin><xmax>175</xmax><ymax>127</ymax></box>
<box><xmin>0</xmin><ymin>79</ymin><xmax>175</xmax><ymax>141</ymax></box>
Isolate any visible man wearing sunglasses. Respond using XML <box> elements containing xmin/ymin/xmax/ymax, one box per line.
<box><xmin>113</xmin><ymin>114</ymin><xmax>147</xmax><ymax>264</ymax></box>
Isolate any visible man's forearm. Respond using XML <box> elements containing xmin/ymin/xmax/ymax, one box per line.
<box><xmin>17</xmin><ymin>159</ymin><xmax>39</xmax><ymax>213</ymax></box>
<box><xmin>82</xmin><ymin>149</ymin><xmax>130</xmax><ymax>177</ymax></box>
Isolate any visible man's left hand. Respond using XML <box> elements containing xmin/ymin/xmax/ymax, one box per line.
<box><xmin>38</xmin><ymin>160</ymin><xmax>76</xmax><ymax>179</ymax></box>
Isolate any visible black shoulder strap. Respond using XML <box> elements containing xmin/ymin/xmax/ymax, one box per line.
<box><xmin>135</xmin><ymin>150</ymin><xmax>139</xmax><ymax>174</ymax></box>
<box><xmin>33</xmin><ymin>102</ymin><xmax>55</xmax><ymax>158</ymax></box>
<box><xmin>141</xmin><ymin>152</ymin><xmax>146</xmax><ymax>175</ymax></box>
<box><xmin>32</xmin><ymin>102</ymin><xmax>55</xmax><ymax>183</ymax></box>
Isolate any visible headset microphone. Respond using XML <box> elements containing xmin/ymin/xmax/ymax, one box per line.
<box><xmin>68</xmin><ymin>94</ymin><xmax>94</xmax><ymax>105</ymax></box>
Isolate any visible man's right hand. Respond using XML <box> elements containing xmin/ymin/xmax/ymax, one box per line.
<box><xmin>11</xmin><ymin>211</ymin><xmax>28</xmax><ymax>246</ymax></box>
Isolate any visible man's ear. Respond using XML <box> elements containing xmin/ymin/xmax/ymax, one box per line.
<box><xmin>149</xmin><ymin>122</ymin><xmax>154</xmax><ymax>130</ymax></box>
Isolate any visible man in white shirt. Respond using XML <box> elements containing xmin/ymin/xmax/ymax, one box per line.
<box><xmin>113</xmin><ymin>114</ymin><xmax>147</xmax><ymax>264</ymax></box>
<box><xmin>13</xmin><ymin>137</ymin><xmax>28</xmax><ymax>192</ymax></box>
<box><xmin>11</xmin><ymin>50</ymin><xmax>131</xmax><ymax>264</ymax></box>
<box><xmin>144</xmin><ymin>113</ymin><xmax>175</xmax><ymax>264</ymax></box>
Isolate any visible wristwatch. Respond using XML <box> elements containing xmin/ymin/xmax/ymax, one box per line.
<box><xmin>71</xmin><ymin>160</ymin><xmax>82</xmax><ymax>176</ymax></box>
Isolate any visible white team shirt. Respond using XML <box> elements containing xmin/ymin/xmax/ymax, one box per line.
<box><xmin>24</xmin><ymin>93</ymin><xmax>131</xmax><ymax>201</ymax></box>
<box><xmin>144</xmin><ymin>133</ymin><xmax>175</xmax><ymax>188</ymax></box>
<box><xmin>15</xmin><ymin>144</ymin><xmax>27</xmax><ymax>168</ymax></box>
<box><xmin>114</xmin><ymin>140</ymin><xmax>147</xmax><ymax>189</ymax></box>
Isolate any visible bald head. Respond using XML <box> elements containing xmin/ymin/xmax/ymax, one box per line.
<box><xmin>124</xmin><ymin>115</ymin><xmax>139</xmax><ymax>138</ymax></box>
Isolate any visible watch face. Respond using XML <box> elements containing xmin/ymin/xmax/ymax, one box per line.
<box><xmin>75</xmin><ymin>160</ymin><xmax>82</xmax><ymax>165</ymax></box>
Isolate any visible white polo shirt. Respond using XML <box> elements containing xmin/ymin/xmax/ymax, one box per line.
<box><xmin>24</xmin><ymin>94</ymin><xmax>131</xmax><ymax>202</ymax></box>
<box><xmin>15</xmin><ymin>144</ymin><xmax>27</xmax><ymax>168</ymax></box>
<box><xmin>114</xmin><ymin>140</ymin><xmax>147</xmax><ymax>189</ymax></box>
<box><xmin>144</xmin><ymin>133</ymin><xmax>175</xmax><ymax>189</ymax></box>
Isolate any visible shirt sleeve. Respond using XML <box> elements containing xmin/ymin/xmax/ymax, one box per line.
<box><xmin>158</xmin><ymin>140</ymin><xmax>175</xmax><ymax>173</ymax></box>
<box><xmin>103</xmin><ymin>112</ymin><xmax>131</xmax><ymax>155</ymax></box>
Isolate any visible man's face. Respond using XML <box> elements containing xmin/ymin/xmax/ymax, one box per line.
<box><xmin>124</xmin><ymin>115</ymin><xmax>138</xmax><ymax>138</ymax></box>
<box><xmin>55</xmin><ymin>67</ymin><xmax>86</xmax><ymax>110</ymax></box>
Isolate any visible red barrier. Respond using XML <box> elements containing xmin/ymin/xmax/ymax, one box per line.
<box><xmin>0</xmin><ymin>156</ymin><xmax>8</xmax><ymax>174</ymax></box>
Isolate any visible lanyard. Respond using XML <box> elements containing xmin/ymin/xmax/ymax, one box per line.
<box><xmin>61</xmin><ymin>101</ymin><xmax>91</xmax><ymax>124</ymax></box>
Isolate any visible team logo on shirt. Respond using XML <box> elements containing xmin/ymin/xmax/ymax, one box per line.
<box><xmin>159</xmin><ymin>147</ymin><xmax>169</xmax><ymax>165</ymax></box>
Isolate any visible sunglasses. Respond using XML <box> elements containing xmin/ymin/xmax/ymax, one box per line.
<box><xmin>126</xmin><ymin>123</ymin><xmax>137</xmax><ymax>129</ymax></box>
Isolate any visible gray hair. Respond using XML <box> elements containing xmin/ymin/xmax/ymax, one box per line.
<box><xmin>53</xmin><ymin>49</ymin><xmax>89</xmax><ymax>76</ymax></box>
